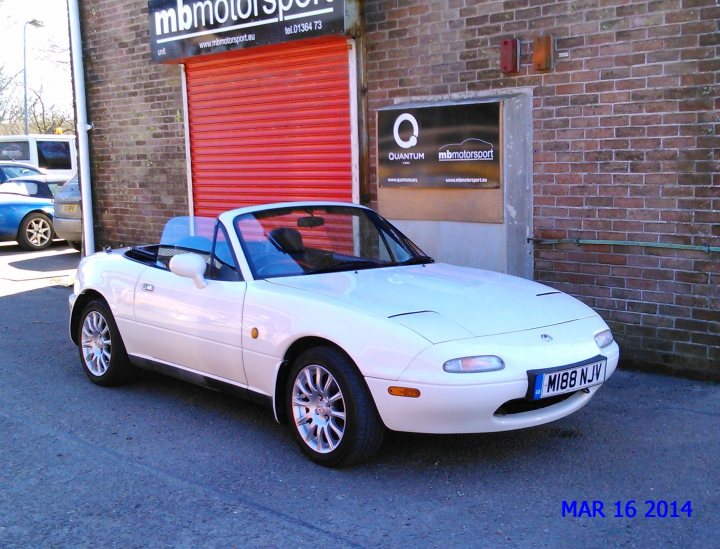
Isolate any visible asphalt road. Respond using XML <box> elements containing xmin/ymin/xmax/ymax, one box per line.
<box><xmin>0</xmin><ymin>243</ymin><xmax>718</xmax><ymax>548</ymax></box>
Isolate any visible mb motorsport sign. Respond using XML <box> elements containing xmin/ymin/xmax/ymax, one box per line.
<box><xmin>149</xmin><ymin>0</ymin><xmax>349</xmax><ymax>62</ymax></box>
<box><xmin>377</xmin><ymin>102</ymin><xmax>502</xmax><ymax>189</ymax></box>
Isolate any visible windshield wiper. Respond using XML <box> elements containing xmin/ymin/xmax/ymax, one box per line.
<box><xmin>305</xmin><ymin>260</ymin><xmax>383</xmax><ymax>274</ymax></box>
<box><xmin>397</xmin><ymin>255</ymin><xmax>434</xmax><ymax>265</ymax></box>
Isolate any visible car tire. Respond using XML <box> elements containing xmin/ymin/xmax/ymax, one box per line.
<box><xmin>287</xmin><ymin>346</ymin><xmax>385</xmax><ymax>467</ymax></box>
<box><xmin>77</xmin><ymin>299</ymin><xmax>135</xmax><ymax>386</ymax></box>
<box><xmin>17</xmin><ymin>212</ymin><xmax>53</xmax><ymax>251</ymax></box>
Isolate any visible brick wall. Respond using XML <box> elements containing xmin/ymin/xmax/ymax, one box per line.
<box><xmin>80</xmin><ymin>0</ymin><xmax>188</xmax><ymax>246</ymax></box>
<box><xmin>365</xmin><ymin>0</ymin><xmax>719</xmax><ymax>379</ymax></box>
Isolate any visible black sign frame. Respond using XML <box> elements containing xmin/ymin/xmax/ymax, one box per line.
<box><xmin>148</xmin><ymin>0</ymin><xmax>348</xmax><ymax>63</ymax></box>
<box><xmin>377</xmin><ymin>102</ymin><xmax>502</xmax><ymax>190</ymax></box>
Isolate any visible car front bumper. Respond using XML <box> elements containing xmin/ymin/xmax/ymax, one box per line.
<box><xmin>365</xmin><ymin>347</ymin><xmax>619</xmax><ymax>434</ymax></box>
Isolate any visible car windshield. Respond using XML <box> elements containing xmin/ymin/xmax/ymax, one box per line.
<box><xmin>154</xmin><ymin>215</ymin><xmax>236</xmax><ymax>269</ymax></box>
<box><xmin>0</xmin><ymin>165</ymin><xmax>42</xmax><ymax>182</ymax></box>
<box><xmin>234</xmin><ymin>204</ymin><xmax>432</xmax><ymax>279</ymax></box>
<box><xmin>159</xmin><ymin>216</ymin><xmax>216</xmax><ymax>249</ymax></box>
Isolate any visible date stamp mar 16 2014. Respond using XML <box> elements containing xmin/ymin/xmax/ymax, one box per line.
<box><xmin>562</xmin><ymin>500</ymin><xmax>693</xmax><ymax>519</ymax></box>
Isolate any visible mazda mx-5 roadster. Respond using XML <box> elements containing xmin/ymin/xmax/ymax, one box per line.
<box><xmin>69</xmin><ymin>202</ymin><xmax>619</xmax><ymax>466</ymax></box>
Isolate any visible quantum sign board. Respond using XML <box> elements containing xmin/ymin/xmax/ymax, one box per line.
<box><xmin>148</xmin><ymin>0</ymin><xmax>347</xmax><ymax>62</ymax></box>
<box><xmin>377</xmin><ymin>102</ymin><xmax>502</xmax><ymax>189</ymax></box>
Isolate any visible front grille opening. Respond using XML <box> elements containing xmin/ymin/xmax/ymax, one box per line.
<box><xmin>494</xmin><ymin>391</ymin><xmax>578</xmax><ymax>416</ymax></box>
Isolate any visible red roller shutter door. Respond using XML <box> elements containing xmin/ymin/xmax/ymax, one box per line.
<box><xmin>185</xmin><ymin>37</ymin><xmax>354</xmax><ymax>217</ymax></box>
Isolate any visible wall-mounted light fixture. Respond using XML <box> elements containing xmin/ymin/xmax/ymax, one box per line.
<box><xmin>533</xmin><ymin>35</ymin><xmax>554</xmax><ymax>72</ymax></box>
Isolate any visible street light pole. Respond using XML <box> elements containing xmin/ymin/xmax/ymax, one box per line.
<box><xmin>23</xmin><ymin>19</ymin><xmax>44</xmax><ymax>135</ymax></box>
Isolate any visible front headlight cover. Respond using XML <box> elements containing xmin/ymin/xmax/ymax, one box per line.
<box><xmin>443</xmin><ymin>355</ymin><xmax>505</xmax><ymax>373</ymax></box>
<box><xmin>594</xmin><ymin>329</ymin><xmax>614</xmax><ymax>349</ymax></box>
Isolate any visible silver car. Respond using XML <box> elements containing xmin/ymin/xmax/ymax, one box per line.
<box><xmin>53</xmin><ymin>176</ymin><xmax>82</xmax><ymax>251</ymax></box>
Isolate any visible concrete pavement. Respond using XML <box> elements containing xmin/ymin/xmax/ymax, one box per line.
<box><xmin>0</xmin><ymin>241</ymin><xmax>78</xmax><ymax>296</ymax></box>
<box><xmin>0</xmin><ymin>244</ymin><xmax>718</xmax><ymax>547</ymax></box>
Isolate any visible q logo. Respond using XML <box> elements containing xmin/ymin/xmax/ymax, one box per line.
<box><xmin>393</xmin><ymin>113</ymin><xmax>419</xmax><ymax>149</ymax></box>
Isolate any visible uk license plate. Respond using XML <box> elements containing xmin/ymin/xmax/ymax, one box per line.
<box><xmin>61</xmin><ymin>204</ymin><xmax>78</xmax><ymax>214</ymax></box>
<box><xmin>528</xmin><ymin>357</ymin><xmax>607</xmax><ymax>400</ymax></box>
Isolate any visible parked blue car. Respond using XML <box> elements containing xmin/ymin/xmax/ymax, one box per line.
<box><xmin>0</xmin><ymin>179</ymin><xmax>55</xmax><ymax>250</ymax></box>
<box><xmin>0</xmin><ymin>161</ymin><xmax>45</xmax><ymax>183</ymax></box>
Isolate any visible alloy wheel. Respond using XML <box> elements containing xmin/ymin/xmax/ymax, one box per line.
<box><xmin>291</xmin><ymin>364</ymin><xmax>347</xmax><ymax>454</ymax></box>
<box><xmin>81</xmin><ymin>310</ymin><xmax>112</xmax><ymax>376</ymax></box>
<box><xmin>25</xmin><ymin>217</ymin><xmax>52</xmax><ymax>248</ymax></box>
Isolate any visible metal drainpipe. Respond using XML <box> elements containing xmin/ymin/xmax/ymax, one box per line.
<box><xmin>67</xmin><ymin>0</ymin><xmax>95</xmax><ymax>256</ymax></box>
<box><xmin>531</xmin><ymin>238</ymin><xmax>720</xmax><ymax>254</ymax></box>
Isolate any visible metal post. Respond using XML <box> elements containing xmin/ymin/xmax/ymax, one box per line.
<box><xmin>67</xmin><ymin>0</ymin><xmax>95</xmax><ymax>255</ymax></box>
<box><xmin>23</xmin><ymin>19</ymin><xmax>44</xmax><ymax>135</ymax></box>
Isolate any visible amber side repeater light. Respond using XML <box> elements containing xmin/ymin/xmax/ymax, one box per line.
<box><xmin>388</xmin><ymin>386</ymin><xmax>421</xmax><ymax>398</ymax></box>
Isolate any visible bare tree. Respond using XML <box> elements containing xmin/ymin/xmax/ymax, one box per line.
<box><xmin>0</xmin><ymin>65</ymin><xmax>23</xmax><ymax>132</ymax></box>
<box><xmin>0</xmin><ymin>0</ymin><xmax>75</xmax><ymax>135</ymax></box>
<box><xmin>27</xmin><ymin>88</ymin><xmax>75</xmax><ymax>134</ymax></box>
<box><xmin>0</xmin><ymin>79</ymin><xmax>74</xmax><ymax>135</ymax></box>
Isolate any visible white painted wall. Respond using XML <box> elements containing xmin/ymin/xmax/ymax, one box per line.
<box><xmin>393</xmin><ymin>220</ymin><xmax>507</xmax><ymax>273</ymax></box>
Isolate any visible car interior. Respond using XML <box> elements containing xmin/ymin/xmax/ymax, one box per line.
<box><xmin>125</xmin><ymin>237</ymin><xmax>241</xmax><ymax>282</ymax></box>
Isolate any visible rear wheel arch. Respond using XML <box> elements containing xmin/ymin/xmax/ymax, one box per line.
<box><xmin>17</xmin><ymin>211</ymin><xmax>54</xmax><ymax>250</ymax></box>
<box><xmin>76</xmin><ymin>297</ymin><xmax>135</xmax><ymax>386</ymax></box>
<box><xmin>19</xmin><ymin>209</ymin><xmax>53</xmax><ymax>225</ymax></box>
<box><xmin>70</xmin><ymin>290</ymin><xmax>107</xmax><ymax>345</ymax></box>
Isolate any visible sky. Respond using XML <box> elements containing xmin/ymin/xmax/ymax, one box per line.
<box><xmin>1</xmin><ymin>0</ymin><xmax>73</xmax><ymax>117</ymax></box>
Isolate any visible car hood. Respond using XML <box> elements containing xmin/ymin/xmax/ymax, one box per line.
<box><xmin>267</xmin><ymin>263</ymin><xmax>598</xmax><ymax>343</ymax></box>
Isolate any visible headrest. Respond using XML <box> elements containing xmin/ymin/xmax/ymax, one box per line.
<box><xmin>269</xmin><ymin>227</ymin><xmax>304</xmax><ymax>254</ymax></box>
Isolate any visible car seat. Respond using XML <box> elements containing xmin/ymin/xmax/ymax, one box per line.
<box><xmin>269</xmin><ymin>227</ymin><xmax>304</xmax><ymax>254</ymax></box>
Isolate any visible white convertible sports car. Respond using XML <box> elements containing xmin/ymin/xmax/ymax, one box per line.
<box><xmin>69</xmin><ymin>202</ymin><xmax>619</xmax><ymax>466</ymax></box>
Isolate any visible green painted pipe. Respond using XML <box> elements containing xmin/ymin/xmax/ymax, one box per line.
<box><xmin>531</xmin><ymin>238</ymin><xmax>720</xmax><ymax>254</ymax></box>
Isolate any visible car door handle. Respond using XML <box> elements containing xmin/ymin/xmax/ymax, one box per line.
<box><xmin>142</xmin><ymin>283</ymin><xmax>154</xmax><ymax>292</ymax></box>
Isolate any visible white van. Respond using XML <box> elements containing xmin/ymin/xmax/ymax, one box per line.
<box><xmin>0</xmin><ymin>134</ymin><xmax>77</xmax><ymax>179</ymax></box>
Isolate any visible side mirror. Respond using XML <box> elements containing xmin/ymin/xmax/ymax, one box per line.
<box><xmin>169</xmin><ymin>252</ymin><xmax>207</xmax><ymax>289</ymax></box>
